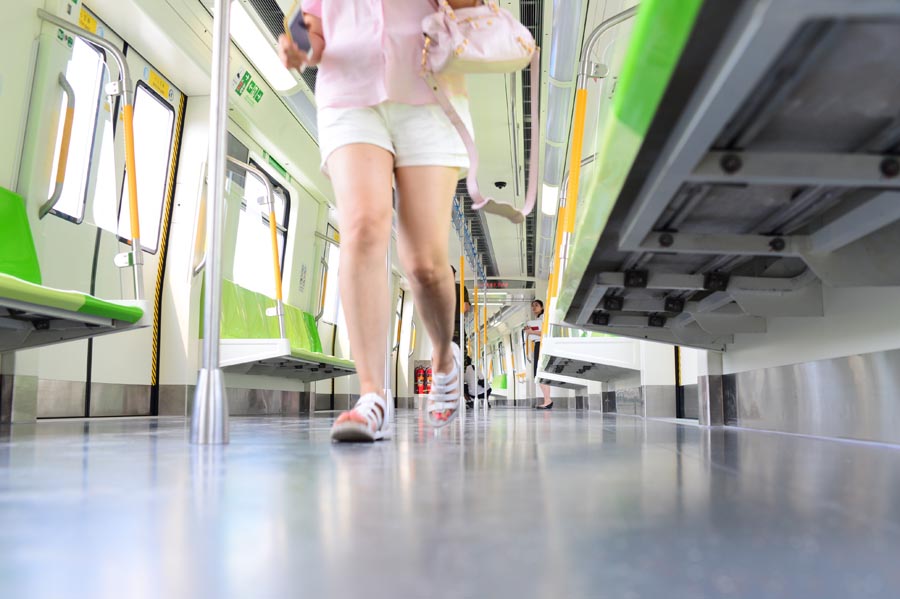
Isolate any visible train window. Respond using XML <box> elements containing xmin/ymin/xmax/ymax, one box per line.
<box><xmin>231</xmin><ymin>163</ymin><xmax>290</xmax><ymax>297</ymax></box>
<box><xmin>47</xmin><ymin>39</ymin><xmax>105</xmax><ymax>223</ymax></box>
<box><xmin>117</xmin><ymin>83</ymin><xmax>175</xmax><ymax>253</ymax></box>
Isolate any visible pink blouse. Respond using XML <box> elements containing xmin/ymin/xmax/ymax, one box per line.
<box><xmin>302</xmin><ymin>0</ymin><xmax>466</xmax><ymax>108</ymax></box>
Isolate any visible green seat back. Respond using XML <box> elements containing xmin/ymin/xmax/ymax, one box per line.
<box><xmin>0</xmin><ymin>187</ymin><xmax>42</xmax><ymax>284</ymax></box>
<box><xmin>219</xmin><ymin>279</ymin><xmax>249</xmax><ymax>338</ymax></box>
<box><xmin>211</xmin><ymin>280</ymin><xmax>333</xmax><ymax>362</ymax></box>
<box><xmin>302</xmin><ymin>312</ymin><xmax>324</xmax><ymax>354</ymax></box>
<box><xmin>284</xmin><ymin>304</ymin><xmax>312</xmax><ymax>354</ymax></box>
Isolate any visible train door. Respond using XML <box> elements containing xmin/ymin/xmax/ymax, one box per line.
<box><xmin>13</xmin><ymin>6</ymin><xmax>129</xmax><ymax>417</ymax></box>
<box><xmin>88</xmin><ymin>43</ymin><xmax>185</xmax><ymax>416</ymax></box>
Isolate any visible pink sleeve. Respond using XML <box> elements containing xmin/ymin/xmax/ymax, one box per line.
<box><xmin>301</xmin><ymin>0</ymin><xmax>322</xmax><ymax>18</ymax></box>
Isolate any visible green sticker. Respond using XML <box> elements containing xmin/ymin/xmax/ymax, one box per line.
<box><xmin>254</xmin><ymin>89</ymin><xmax>264</xmax><ymax>103</ymax></box>
<box><xmin>57</xmin><ymin>29</ymin><xmax>65</xmax><ymax>41</ymax></box>
<box><xmin>67</xmin><ymin>36</ymin><xmax>74</xmax><ymax>48</ymax></box>
<box><xmin>247</xmin><ymin>81</ymin><xmax>257</xmax><ymax>96</ymax></box>
<box><xmin>236</xmin><ymin>71</ymin><xmax>251</xmax><ymax>96</ymax></box>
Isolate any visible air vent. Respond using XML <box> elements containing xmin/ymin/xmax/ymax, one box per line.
<box><xmin>457</xmin><ymin>181</ymin><xmax>499</xmax><ymax>278</ymax></box>
<box><xmin>520</xmin><ymin>0</ymin><xmax>543</xmax><ymax>278</ymax></box>
<box><xmin>245</xmin><ymin>0</ymin><xmax>317</xmax><ymax>92</ymax></box>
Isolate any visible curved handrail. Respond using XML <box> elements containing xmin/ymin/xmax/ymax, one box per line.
<box><xmin>314</xmin><ymin>255</ymin><xmax>328</xmax><ymax>322</ymax></box>
<box><xmin>545</xmin><ymin>6</ymin><xmax>638</xmax><ymax>330</ymax></box>
<box><xmin>577</xmin><ymin>6</ymin><xmax>639</xmax><ymax>87</ymax></box>
<box><xmin>226</xmin><ymin>157</ymin><xmax>286</xmax><ymax>339</ymax></box>
<box><xmin>39</xmin><ymin>73</ymin><xmax>75</xmax><ymax>219</ymax></box>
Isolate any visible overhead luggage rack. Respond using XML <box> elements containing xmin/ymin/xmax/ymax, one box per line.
<box><xmin>551</xmin><ymin>0</ymin><xmax>900</xmax><ymax>350</ymax></box>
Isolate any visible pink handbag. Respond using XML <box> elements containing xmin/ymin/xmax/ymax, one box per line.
<box><xmin>422</xmin><ymin>0</ymin><xmax>540</xmax><ymax>225</ymax></box>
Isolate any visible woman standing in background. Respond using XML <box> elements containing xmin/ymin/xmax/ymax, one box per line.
<box><xmin>526</xmin><ymin>299</ymin><xmax>552</xmax><ymax>409</ymax></box>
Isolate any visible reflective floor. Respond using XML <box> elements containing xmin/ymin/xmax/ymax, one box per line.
<box><xmin>2</xmin><ymin>409</ymin><xmax>900</xmax><ymax>598</ymax></box>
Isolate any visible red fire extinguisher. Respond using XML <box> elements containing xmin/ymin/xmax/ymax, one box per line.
<box><xmin>425</xmin><ymin>367</ymin><xmax>433</xmax><ymax>394</ymax></box>
<box><xmin>415</xmin><ymin>366</ymin><xmax>425</xmax><ymax>394</ymax></box>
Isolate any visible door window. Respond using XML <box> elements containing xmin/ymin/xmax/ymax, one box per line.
<box><xmin>116</xmin><ymin>83</ymin><xmax>175</xmax><ymax>253</ymax></box>
<box><xmin>47</xmin><ymin>39</ymin><xmax>105</xmax><ymax>222</ymax></box>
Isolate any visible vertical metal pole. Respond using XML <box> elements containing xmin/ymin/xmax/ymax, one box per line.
<box><xmin>473</xmin><ymin>278</ymin><xmax>479</xmax><ymax>416</ymax></box>
<box><xmin>482</xmin><ymin>301</ymin><xmax>488</xmax><ymax>411</ymax></box>
<box><xmin>191</xmin><ymin>0</ymin><xmax>230</xmax><ymax>445</ymax></box>
<box><xmin>459</xmin><ymin>255</ymin><xmax>465</xmax><ymax>412</ymax></box>
<box><xmin>385</xmin><ymin>220</ymin><xmax>393</xmax><ymax>410</ymax></box>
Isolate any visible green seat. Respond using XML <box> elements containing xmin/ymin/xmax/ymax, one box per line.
<box><xmin>0</xmin><ymin>273</ymin><xmax>143</xmax><ymax>323</ymax></box>
<box><xmin>217</xmin><ymin>279</ymin><xmax>355</xmax><ymax>373</ymax></box>
<box><xmin>0</xmin><ymin>187</ymin><xmax>144</xmax><ymax>326</ymax></box>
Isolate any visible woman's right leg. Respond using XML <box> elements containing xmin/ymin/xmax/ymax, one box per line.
<box><xmin>326</xmin><ymin>144</ymin><xmax>395</xmax><ymax>428</ymax></box>
<box><xmin>539</xmin><ymin>384</ymin><xmax>552</xmax><ymax>406</ymax></box>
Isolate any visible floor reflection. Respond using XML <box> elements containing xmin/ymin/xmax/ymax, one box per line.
<box><xmin>1</xmin><ymin>411</ymin><xmax>899</xmax><ymax>598</ymax></box>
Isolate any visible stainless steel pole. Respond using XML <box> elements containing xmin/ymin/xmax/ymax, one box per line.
<box><xmin>191</xmin><ymin>0</ymin><xmax>231</xmax><ymax>445</ymax></box>
<box><xmin>473</xmin><ymin>276</ymin><xmax>479</xmax><ymax>417</ymax></box>
<box><xmin>459</xmin><ymin>255</ymin><xmax>465</xmax><ymax>414</ymax></box>
<box><xmin>482</xmin><ymin>306</ymin><xmax>487</xmax><ymax>411</ymax></box>
<box><xmin>385</xmin><ymin>223</ymin><xmax>394</xmax><ymax>410</ymax></box>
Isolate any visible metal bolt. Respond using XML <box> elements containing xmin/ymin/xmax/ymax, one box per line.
<box><xmin>659</xmin><ymin>233</ymin><xmax>674</xmax><ymax>248</ymax></box>
<box><xmin>880</xmin><ymin>157</ymin><xmax>900</xmax><ymax>178</ymax></box>
<box><xmin>769</xmin><ymin>237</ymin><xmax>786</xmax><ymax>252</ymax></box>
<box><xmin>720</xmin><ymin>154</ymin><xmax>742</xmax><ymax>174</ymax></box>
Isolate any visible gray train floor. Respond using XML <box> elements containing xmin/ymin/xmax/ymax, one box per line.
<box><xmin>1</xmin><ymin>409</ymin><xmax>899</xmax><ymax>598</ymax></box>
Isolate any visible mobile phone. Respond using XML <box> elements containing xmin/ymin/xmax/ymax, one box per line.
<box><xmin>284</xmin><ymin>1</ymin><xmax>312</xmax><ymax>54</ymax></box>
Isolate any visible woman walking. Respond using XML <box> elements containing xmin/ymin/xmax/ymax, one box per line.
<box><xmin>278</xmin><ymin>0</ymin><xmax>481</xmax><ymax>441</ymax></box>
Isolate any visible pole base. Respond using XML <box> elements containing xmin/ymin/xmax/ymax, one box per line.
<box><xmin>191</xmin><ymin>367</ymin><xmax>229</xmax><ymax>445</ymax></box>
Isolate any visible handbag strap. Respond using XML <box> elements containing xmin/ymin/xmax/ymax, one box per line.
<box><xmin>424</xmin><ymin>49</ymin><xmax>541</xmax><ymax>225</ymax></box>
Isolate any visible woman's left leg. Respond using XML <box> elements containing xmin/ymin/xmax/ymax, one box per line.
<box><xmin>395</xmin><ymin>166</ymin><xmax>461</xmax><ymax>423</ymax></box>
<box><xmin>395</xmin><ymin>166</ymin><xmax>459</xmax><ymax>375</ymax></box>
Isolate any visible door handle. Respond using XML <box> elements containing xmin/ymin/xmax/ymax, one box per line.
<box><xmin>39</xmin><ymin>73</ymin><xmax>76</xmax><ymax>219</ymax></box>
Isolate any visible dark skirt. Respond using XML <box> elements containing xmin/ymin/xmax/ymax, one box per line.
<box><xmin>533</xmin><ymin>341</ymin><xmax>540</xmax><ymax>377</ymax></box>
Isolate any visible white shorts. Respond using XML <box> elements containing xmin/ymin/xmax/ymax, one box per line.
<box><xmin>317</xmin><ymin>97</ymin><xmax>474</xmax><ymax>177</ymax></box>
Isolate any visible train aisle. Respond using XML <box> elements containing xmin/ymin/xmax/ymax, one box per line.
<box><xmin>1</xmin><ymin>410</ymin><xmax>899</xmax><ymax>598</ymax></box>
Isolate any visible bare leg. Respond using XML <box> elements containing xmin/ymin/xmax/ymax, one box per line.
<box><xmin>538</xmin><ymin>383</ymin><xmax>552</xmax><ymax>407</ymax></box>
<box><xmin>395</xmin><ymin>166</ymin><xmax>460</xmax><ymax>375</ymax></box>
<box><xmin>327</xmin><ymin>144</ymin><xmax>394</xmax><ymax>428</ymax></box>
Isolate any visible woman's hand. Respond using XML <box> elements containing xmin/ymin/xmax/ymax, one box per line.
<box><xmin>277</xmin><ymin>13</ymin><xmax>325</xmax><ymax>70</ymax></box>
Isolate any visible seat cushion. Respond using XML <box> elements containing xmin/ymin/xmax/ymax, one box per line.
<box><xmin>289</xmin><ymin>347</ymin><xmax>355</xmax><ymax>371</ymax></box>
<box><xmin>0</xmin><ymin>273</ymin><xmax>143</xmax><ymax>323</ymax></box>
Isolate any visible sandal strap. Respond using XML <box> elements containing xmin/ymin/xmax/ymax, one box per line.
<box><xmin>353</xmin><ymin>393</ymin><xmax>386</xmax><ymax>431</ymax></box>
<box><xmin>427</xmin><ymin>353</ymin><xmax>461</xmax><ymax>415</ymax></box>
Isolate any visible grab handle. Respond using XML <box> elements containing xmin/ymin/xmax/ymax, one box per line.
<box><xmin>39</xmin><ymin>73</ymin><xmax>76</xmax><ymax>219</ymax></box>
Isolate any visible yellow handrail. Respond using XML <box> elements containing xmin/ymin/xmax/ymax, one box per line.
<box><xmin>40</xmin><ymin>73</ymin><xmax>75</xmax><ymax>219</ymax></box>
<box><xmin>268</xmin><ymin>204</ymin><xmax>283</xmax><ymax>303</ymax></box>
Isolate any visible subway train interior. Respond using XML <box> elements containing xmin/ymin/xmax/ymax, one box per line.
<box><xmin>2</xmin><ymin>0</ymin><xmax>900</xmax><ymax>596</ymax></box>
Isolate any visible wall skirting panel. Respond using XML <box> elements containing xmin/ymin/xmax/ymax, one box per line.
<box><xmin>724</xmin><ymin>347</ymin><xmax>900</xmax><ymax>444</ymax></box>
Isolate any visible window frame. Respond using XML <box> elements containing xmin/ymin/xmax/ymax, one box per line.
<box><xmin>115</xmin><ymin>80</ymin><xmax>176</xmax><ymax>254</ymax></box>
<box><xmin>48</xmin><ymin>39</ymin><xmax>107</xmax><ymax>225</ymax></box>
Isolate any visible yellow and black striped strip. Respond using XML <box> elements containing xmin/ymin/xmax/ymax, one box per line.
<box><xmin>150</xmin><ymin>92</ymin><xmax>187</xmax><ymax>409</ymax></box>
